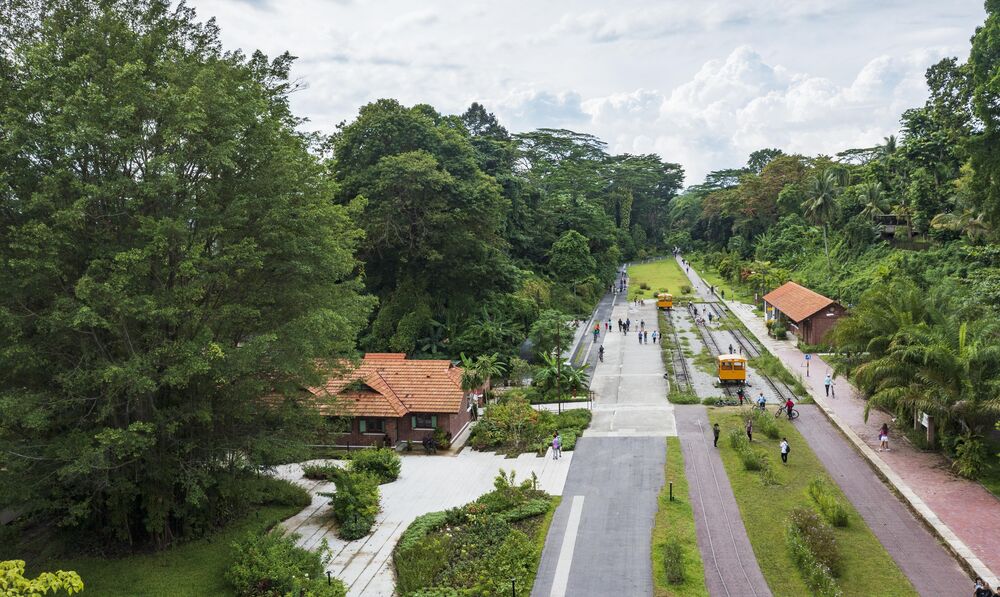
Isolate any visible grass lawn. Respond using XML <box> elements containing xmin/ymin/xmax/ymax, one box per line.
<box><xmin>628</xmin><ymin>258</ymin><xmax>694</xmax><ymax>301</ymax></box>
<box><xmin>652</xmin><ymin>437</ymin><xmax>708</xmax><ymax>597</ymax></box>
<box><xmin>685</xmin><ymin>255</ymin><xmax>755</xmax><ymax>304</ymax></box>
<box><xmin>42</xmin><ymin>503</ymin><xmax>304</xmax><ymax>596</ymax></box>
<box><xmin>707</xmin><ymin>408</ymin><xmax>915</xmax><ymax>597</ymax></box>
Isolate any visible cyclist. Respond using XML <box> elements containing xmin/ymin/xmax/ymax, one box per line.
<box><xmin>756</xmin><ymin>392</ymin><xmax>766</xmax><ymax>411</ymax></box>
<box><xmin>598</xmin><ymin>345</ymin><xmax>605</xmax><ymax>362</ymax></box>
<box><xmin>785</xmin><ymin>397</ymin><xmax>795</xmax><ymax>420</ymax></box>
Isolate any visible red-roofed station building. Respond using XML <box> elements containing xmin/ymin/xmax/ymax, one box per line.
<box><xmin>311</xmin><ymin>353</ymin><xmax>478</xmax><ymax>448</ymax></box>
<box><xmin>762</xmin><ymin>282</ymin><xmax>846</xmax><ymax>345</ymax></box>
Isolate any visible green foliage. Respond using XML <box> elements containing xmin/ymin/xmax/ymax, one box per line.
<box><xmin>662</xmin><ymin>540</ymin><xmax>686</xmax><ymax>585</ymax></box>
<box><xmin>302</xmin><ymin>464</ymin><xmax>342</xmax><ymax>481</ymax></box>
<box><xmin>788</xmin><ymin>507</ymin><xmax>842</xmax><ymax>576</ymax></box>
<box><xmin>349</xmin><ymin>449</ymin><xmax>402</xmax><ymax>484</ymax></box>
<box><xmin>0</xmin><ymin>560</ymin><xmax>84</xmax><ymax>596</ymax></box>
<box><xmin>953</xmin><ymin>433</ymin><xmax>989</xmax><ymax>479</ymax></box>
<box><xmin>226</xmin><ymin>533</ymin><xmax>344</xmax><ymax>597</ymax></box>
<box><xmin>0</xmin><ymin>0</ymin><xmax>373</xmax><ymax>548</ymax></box>
<box><xmin>549</xmin><ymin>230</ymin><xmax>597</xmax><ymax>283</ymax></box>
<box><xmin>807</xmin><ymin>479</ymin><xmax>850</xmax><ymax>528</ymax></box>
<box><xmin>329</xmin><ymin>471</ymin><xmax>381</xmax><ymax>540</ymax></box>
<box><xmin>750</xmin><ymin>409</ymin><xmax>781</xmax><ymax>440</ymax></box>
<box><xmin>393</xmin><ymin>475</ymin><xmax>555</xmax><ymax>596</ymax></box>
<box><xmin>786</xmin><ymin>522</ymin><xmax>843</xmax><ymax>597</ymax></box>
<box><xmin>469</xmin><ymin>396</ymin><xmax>591</xmax><ymax>455</ymax></box>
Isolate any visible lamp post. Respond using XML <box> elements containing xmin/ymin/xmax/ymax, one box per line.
<box><xmin>511</xmin><ymin>577</ymin><xmax>517</xmax><ymax>597</ymax></box>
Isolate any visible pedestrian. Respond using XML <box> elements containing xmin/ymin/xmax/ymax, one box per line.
<box><xmin>638</xmin><ymin>331</ymin><xmax>643</xmax><ymax>344</ymax></box>
<box><xmin>640</xmin><ymin>319</ymin><xmax>645</xmax><ymax>331</ymax></box>
<box><xmin>824</xmin><ymin>372</ymin><xmax>832</xmax><ymax>397</ymax></box>
<box><xmin>746</xmin><ymin>418</ymin><xmax>753</xmax><ymax>442</ymax></box>
<box><xmin>598</xmin><ymin>345</ymin><xmax>605</xmax><ymax>362</ymax></box>
<box><xmin>552</xmin><ymin>432</ymin><xmax>562</xmax><ymax>460</ymax></box>
<box><xmin>644</xmin><ymin>330</ymin><xmax>649</xmax><ymax>343</ymax></box>
<box><xmin>737</xmin><ymin>387</ymin><xmax>745</xmax><ymax>406</ymax></box>
<box><xmin>713</xmin><ymin>423</ymin><xmax>721</xmax><ymax>447</ymax></box>
<box><xmin>974</xmin><ymin>578</ymin><xmax>994</xmax><ymax>597</ymax></box>
<box><xmin>708</xmin><ymin>312</ymin><xmax>713</xmax><ymax>323</ymax></box>
<box><xmin>756</xmin><ymin>392</ymin><xmax>766</xmax><ymax>411</ymax></box>
<box><xmin>878</xmin><ymin>423</ymin><xmax>890</xmax><ymax>452</ymax></box>
<box><xmin>652</xmin><ymin>330</ymin><xmax>658</xmax><ymax>343</ymax></box>
<box><xmin>785</xmin><ymin>397</ymin><xmax>795</xmax><ymax>420</ymax></box>
<box><xmin>780</xmin><ymin>437</ymin><xmax>790</xmax><ymax>464</ymax></box>
<box><xmin>721</xmin><ymin>290</ymin><xmax>725</xmax><ymax>299</ymax></box>
<box><xmin>729</xmin><ymin>343</ymin><xmax>734</xmax><ymax>354</ymax></box>
<box><xmin>618</xmin><ymin>318</ymin><xmax>623</xmax><ymax>332</ymax></box>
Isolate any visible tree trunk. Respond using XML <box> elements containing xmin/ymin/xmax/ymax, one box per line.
<box><xmin>822</xmin><ymin>225</ymin><xmax>831</xmax><ymax>272</ymax></box>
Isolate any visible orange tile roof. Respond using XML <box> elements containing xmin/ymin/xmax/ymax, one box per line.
<box><xmin>310</xmin><ymin>353</ymin><xmax>467</xmax><ymax>417</ymax></box>
<box><xmin>763</xmin><ymin>281</ymin><xmax>836</xmax><ymax>322</ymax></box>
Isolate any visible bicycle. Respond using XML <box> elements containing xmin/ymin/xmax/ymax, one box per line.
<box><xmin>714</xmin><ymin>398</ymin><xmax>739</xmax><ymax>407</ymax></box>
<box><xmin>774</xmin><ymin>405</ymin><xmax>799</xmax><ymax>420</ymax></box>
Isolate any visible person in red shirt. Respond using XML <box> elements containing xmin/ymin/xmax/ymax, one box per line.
<box><xmin>785</xmin><ymin>398</ymin><xmax>795</xmax><ymax>420</ymax></box>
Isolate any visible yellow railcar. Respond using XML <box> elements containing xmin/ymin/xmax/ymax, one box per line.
<box><xmin>717</xmin><ymin>354</ymin><xmax>747</xmax><ymax>384</ymax></box>
<box><xmin>656</xmin><ymin>292</ymin><xmax>673</xmax><ymax>310</ymax></box>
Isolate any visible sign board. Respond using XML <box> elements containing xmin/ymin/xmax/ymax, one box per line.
<box><xmin>920</xmin><ymin>412</ymin><xmax>930</xmax><ymax>428</ymax></box>
<box><xmin>804</xmin><ymin>354</ymin><xmax>812</xmax><ymax>361</ymax></box>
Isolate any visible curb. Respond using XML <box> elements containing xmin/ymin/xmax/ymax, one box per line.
<box><xmin>718</xmin><ymin>293</ymin><xmax>999</xmax><ymax>587</ymax></box>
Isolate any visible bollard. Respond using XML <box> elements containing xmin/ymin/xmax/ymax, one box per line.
<box><xmin>327</xmin><ymin>571</ymin><xmax>332</xmax><ymax>586</ymax></box>
<box><xmin>669</xmin><ymin>481</ymin><xmax>673</xmax><ymax>501</ymax></box>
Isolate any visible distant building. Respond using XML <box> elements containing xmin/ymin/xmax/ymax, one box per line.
<box><xmin>763</xmin><ymin>282</ymin><xmax>846</xmax><ymax>345</ymax></box>
<box><xmin>310</xmin><ymin>353</ymin><xmax>479</xmax><ymax>448</ymax></box>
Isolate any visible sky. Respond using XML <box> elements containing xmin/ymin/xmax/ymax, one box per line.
<box><xmin>190</xmin><ymin>0</ymin><xmax>986</xmax><ymax>185</ymax></box>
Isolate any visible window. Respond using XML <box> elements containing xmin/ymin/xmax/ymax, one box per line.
<box><xmin>359</xmin><ymin>418</ymin><xmax>385</xmax><ymax>434</ymax></box>
<box><xmin>412</xmin><ymin>414</ymin><xmax>437</xmax><ymax>430</ymax></box>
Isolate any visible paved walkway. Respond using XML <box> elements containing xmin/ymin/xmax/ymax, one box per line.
<box><xmin>679</xmin><ymin>255</ymin><xmax>996</xmax><ymax>589</ymax></box>
<box><xmin>533</xmin><ymin>297</ymin><xmax>675</xmax><ymax>597</ymax></box>
<box><xmin>278</xmin><ymin>451</ymin><xmax>572</xmax><ymax>597</ymax></box>
<box><xmin>675</xmin><ymin>406</ymin><xmax>772</xmax><ymax>597</ymax></box>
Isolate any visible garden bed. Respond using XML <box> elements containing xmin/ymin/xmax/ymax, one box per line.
<box><xmin>469</xmin><ymin>396</ymin><xmax>592</xmax><ymax>456</ymax></box>
<box><xmin>392</xmin><ymin>471</ymin><xmax>558</xmax><ymax>596</ymax></box>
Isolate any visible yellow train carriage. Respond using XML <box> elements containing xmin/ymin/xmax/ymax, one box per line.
<box><xmin>717</xmin><ymin>354</ymin><xmax>747</xmax><ymax>384</ymax></box>
<box><xmin>656</xmin><ymin>292</ymin><xmax>673</xmax><ymax>310</ymax></box>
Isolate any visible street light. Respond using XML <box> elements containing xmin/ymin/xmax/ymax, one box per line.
<box><xmin>511</xmin><ymin>577</ymin><xmax>517</xmax><ymax>597</ymax></box>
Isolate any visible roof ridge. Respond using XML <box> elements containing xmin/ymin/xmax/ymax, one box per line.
<box><xmin>369</xmin><ymin>370</ymin><xmax>409</xmax><ymax>416</ymax></box>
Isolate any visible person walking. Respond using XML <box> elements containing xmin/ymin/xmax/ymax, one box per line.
<box><xmin>737</xmin><ymin>387</ymin><xmax>746</xmax><ymax>406</ymax></box>
<box><xmin>598</xmin><ymin>345</ymin><xmax>605</xmax><ymax>362</ymax></box>
<box><xmin>638</xmin><ymin>331</ymin><xmax>643</xmax><ymax>345</ymax></box>
<box><xmin>824</xmin><ymin>372</ymin><xmax>832</xmax><ymax>397</ymax></box>
<box><xmin>780</xmin><ymin>438</ymin><xmax>790</xmax><ymax>464</ymax></box>
<box><xmin>713</xmin><ymin>423</ymin><xmax>721</xmax><ymax>447</ymax></box>
<box><xmin>552</xmin><ymin>432</ymin><xmax>562</xmax><ymax>460</ymax></box>
<box><xmin>878</xmin><ymin>423</ymin><xmax>890</xmax><ymax>452</ymax></box>
<box><xmin>728</xmin><ymin>343</ymin><xmax>734</xmax><ymax>354</ymax></box>
<box><xmin>652</xmin><ymin>330</ymin><xmax>658</xmax><ymax>343</ymax></box>
<box><xmin>644</xmin><ymin>330</ymin><xmax>649</xmax><ymax>343</ymax></box>
<box><xmin>745</xmin><ymin>418</ymin><xmax>753</xmax><ymax>442</ymax></box>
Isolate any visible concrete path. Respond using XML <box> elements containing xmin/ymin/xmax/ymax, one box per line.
<box><xmin>277</xmin><ymin>450</ymin><xmax>572</xmax><ymax>597</ymax></box>
<box><xmin>679</xmin><ymin>255</ymin><xmax>990</xmax><ymax>591</ymax></box>
<box><xmin>675</xmin><ymin>406</ymin><xmax>772</xmax><ymax>597</ymax></box>
<box><xmin>533</xmin><ymin>296</ymin><xmax>675</xmax><ymax>597</ymax></box>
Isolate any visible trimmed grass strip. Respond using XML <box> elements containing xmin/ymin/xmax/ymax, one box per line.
<box><xmin>652</xmin><ymin>437</ymin><xmax>708</xmax><ymax>597</ymax></box>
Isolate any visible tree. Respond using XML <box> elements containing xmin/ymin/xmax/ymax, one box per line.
<box><xmin>804</xmin><ymin>171</ymin><xmax>839</xmax><ymax>271</ymax></box>
<box><xmin>747</xmin><ymin>148</ymin><xmax>785</xmax><ymax>174</ymax></box>
<box><xmin>0</xmin><ymin>561</ymin><xmax>83</xmax><ymax>596</ymax></box>
<box><xmin>527</xmin><ymin>310</ymin><xmax>573</xmax><ymax>362</ymax></box>
<box><xmin>549</xmin><ymin>230</ymin><xmax>597</xmax><ymax>283</ymax></box>
<box><xmin>968</xmin><ymin>0</ymin><xmax>1000</xmax><ymax>227</ymax></box>
<box><xmin>474</xmin><ymin>353</ymin><xmax>507</xmax><ymax>393</ymax></box>
<box><xmin>0</xmin><ymin>0</ymin><xmax>373</xmax><ymax>547</ymax></box>
<box><xmin>858</xmin><ymin>182</ymin><xmax>888</xmax><ymax>222</ymax></box>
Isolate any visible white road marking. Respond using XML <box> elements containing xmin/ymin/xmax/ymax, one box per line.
<box><xmin>550</xmin><ymin>495</ymin><xmax>586</xmax><ymax>597</ymax></box>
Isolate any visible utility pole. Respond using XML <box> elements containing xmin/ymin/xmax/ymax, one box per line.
<box><xmin>555</xmin><ymin>317</ymin><xmax>562</xmax><ymax>415</ymax></box>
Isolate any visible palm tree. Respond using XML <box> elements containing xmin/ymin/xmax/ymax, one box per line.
<box><xmin>804</xmin><ymin>171</ymin><xmax>839</xmax><ymax>272</ymax></box>
<box><xmin>474</xmin><ymin>353</ymin><xmax>506</xmax><ymax>394</ymax></box>
<box><xmin>931</xmin><ymin>209</ymin><xmax>991</xmax><ymax>242</ymax></box>
<box><xmin>458</xmin><ymin>352</ymin><xmax>484</xmax><ymax>395</ymax></box>
<box><xmin>563</xmin><ymin>364</ymin><xmax>591</xmax><ymax>399</ymax></box>
<box><xmin>859</xmin><ymin>182</ymin><xmax>888</xmax><ymax>222</ymax></box>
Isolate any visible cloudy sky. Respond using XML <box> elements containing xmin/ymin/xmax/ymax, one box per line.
<box><xmin>190</xmin><ymin>0</ymin><xmax>985</xmax><ymax>184</ymax></box>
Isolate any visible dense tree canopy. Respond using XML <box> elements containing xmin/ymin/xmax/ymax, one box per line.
<box><xmin>0</xmin><ymin>0</ymin><xmax>373</xmax><ymax>547</ymax></box>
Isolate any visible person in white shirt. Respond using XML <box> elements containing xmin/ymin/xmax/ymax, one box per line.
<box><xmin>780</xmin><ymin>438</ymin><xmax>790</xmax><ymax>464</ymax></box>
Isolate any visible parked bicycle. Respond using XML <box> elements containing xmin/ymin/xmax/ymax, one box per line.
<box><xmin>714</xmin><ymin>398</ymin><xmax>739</xmax><ymax>407</ymax></box>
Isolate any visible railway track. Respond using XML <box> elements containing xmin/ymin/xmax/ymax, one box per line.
<box><xmin>687</xmin><ymin>305</ymin><xmax>736</xmax><ymax>398</ymax></box>
<box><xmin>665</xmin><ymin>310</ymin><xmax>693</xmax><ymax>393</ymax></box>
<box><xmin>700</xmin><ymin>301</ymin><xmax>798</xmax><ymax>403</ymax></box>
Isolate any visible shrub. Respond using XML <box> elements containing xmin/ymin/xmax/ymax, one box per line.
<box><xmin>329</xmin><ymin>470</ymin><xmax>381</xmax><ymax>540</ymax></box>
<box><xmin>750</xmin><ymin>410</ymin><xmax>780</xmax><ymax>439</ymax></box>
<box><xmin>499</xmin><ymin>498</ymin><xmax>552</xmax><ymax>523</ymax></box>
<box><xmin>663</xmin><ymin>539</ymin><xmax>686</xmax><ymax>584</ymax></box>
<box><xmin>953</xmin><ymin>433</ymin><xmax>988</xmax><ymax>479</ymax></box>
<box><xmin>559</xmin><ymin>430</ymin><xmax>578</xmax><ymax>452</ymax></box>
<box><xmin>555</xmin><ymin>409</ymin><xmax>592</xmax><ymax>431</ymax></box>
<box><xmin>640</xmin><ymin>282</ymin><xmax>651</xmax><ymax>290</ymax></box>
<box><xmin>786</xmin><ymin>523</ymin><xmax>842</xmax><ymax>597</ymax></box>
<box><xmin>227</xmin><ymin>532</ymin><xmax>345</xmax><ymax>597</ymax></box>
<box><xmin>788</xmin><ymin>507</ymin><xmax>841</xmax><ymax>576</ymax></box>
<box><xmin>301</xmin><ymin>463</ymin><xmax>341</xmax><ymax>481</ymax></box>
<box><xmin>680</xmin><ymin>284</ymin><xmax>692</xmax><ymax>295</ymax></box>
<box><xmin>728</xmin><ymin>428</ymin><xmax>746</xmax><ymax>449</ymax></box>
<box><xmin>432</xmin><ymin>427</ymin><xmax>452</xmax><ymax>450</ymax></box>
<box><xmin>738</xmin><ymin>446</ymin><xmax>764</xmax><ymax>471</ymax></box>
<box><xmin>407</xmin><ymin>588</ymin><xmax>461</xmax><ymax>597</ymax></box>
<box><xmin>807</xmin><ymin>479</ymin><xmax>849</xmax><ymax>527</ymax></box>
<box><xmin>397</xmin><ymin>511</ymin><xmax>449</xmax><ymax>552</ymax></box>
<box><xmin>394</xmin><ymin>534</ymin><xmax>453</xmax><ymax>595</ymax></box>
<box><xmin>349</xmin><ymin>448</ymin><xmax>401</xmax><ymax>484</ymax></box>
